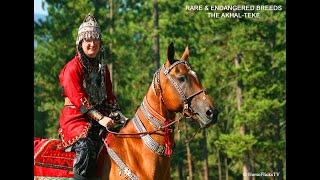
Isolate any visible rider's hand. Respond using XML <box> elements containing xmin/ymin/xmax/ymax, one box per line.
<box><xmin>98</xmin><ymin>116</ymin><xmax>114</xmax><ymax>128</ymax></box>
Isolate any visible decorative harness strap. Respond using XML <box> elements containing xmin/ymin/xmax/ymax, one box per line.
<box><xmin>162</xmin><ymin>61</ymin><xmax>190</xmax><ymax>100</ymax></box>
<box><xmin>132</xmin><ymin>113</ymin><xmax>166</xmax><ymax>156</ymax></box>
<box><xmin>106</xmin><ymin>145</ymin><xmax>139</xmax><ymax>180</ymax></box>
<box><xmin>140</xmin><ymin>97</ymin><xmax>164</xmax><ymax>129</ymax></box>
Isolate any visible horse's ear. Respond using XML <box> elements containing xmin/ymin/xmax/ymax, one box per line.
<box><xmin>167</xmin><ymin>42</ymin><xmax>175</xmax><ymax>65</ymax></box>
<box><xmin>180</xmin><ymin>46</ymin><xmax>189</xmax><ymax>61</ymax></box>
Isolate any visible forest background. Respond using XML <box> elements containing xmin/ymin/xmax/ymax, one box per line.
<box><xmin>34</xmin><ymin>0</ymin><xmax>286</xmax><ymax>179</ymax></box>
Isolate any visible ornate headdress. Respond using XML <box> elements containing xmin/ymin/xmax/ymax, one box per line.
<box><xmin>76</xmin><ymin>13</ymin><xmax>101</xmax><ymax>47</ymax></box>
<box><xmin>76</xmin><ymin>13</ymin><xmax>104</xmax><ymax>71</ymax></box>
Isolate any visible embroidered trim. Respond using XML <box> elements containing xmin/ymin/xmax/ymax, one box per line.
<box><xmin>35</xmin><ymin>162</ymin><xmax>73</xmax><ymax>171</ymax></box>
<box><xmin>59</xmin><ymin>123</ymin><xmax>91</xmax><ymax>148</ymax></box>
<box><xmin>80</xmin><ymin>97</ymin><xmax>92</xmax><ymax>110</ymax></box>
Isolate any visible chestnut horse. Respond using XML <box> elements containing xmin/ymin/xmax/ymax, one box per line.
<box><xmin>100</xmin><ymin>42</ymin><xmax>218</xmax><ymax>180</ymax></box>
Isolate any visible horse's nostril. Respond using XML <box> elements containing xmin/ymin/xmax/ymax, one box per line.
<box><xmin>206</xmin><ymin>109</ymin><xmax>213</xmax><ymax>118</ymax></box>
<box><xmin>206</xmin><ymin>108</ymin><xmax>219</xmax><ymax>121</ymax></box>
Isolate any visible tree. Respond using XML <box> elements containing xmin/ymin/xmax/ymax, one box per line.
<box><xmin>153</xmin><ymin>0</ymin><xmax>160</xmax><ymax>70</ymax></box>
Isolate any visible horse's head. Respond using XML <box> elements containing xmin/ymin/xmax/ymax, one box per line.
<box><xmin>157</xmin><ymin>42</ymin><xmax>218</xmax><ymax>127</ymax></box>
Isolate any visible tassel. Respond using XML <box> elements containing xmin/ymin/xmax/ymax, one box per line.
<box><xmin>164</xmin><ymin>121</ymin><xmax>173</xmax><ymax>157</ymax></box>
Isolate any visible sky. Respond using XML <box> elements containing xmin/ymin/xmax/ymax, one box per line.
<box><xmin>34</xmin><ymin>0</ymin><xmax>48</xmax><ymax>15</ymax></box>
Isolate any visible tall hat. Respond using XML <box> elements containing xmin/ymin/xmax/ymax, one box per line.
<box><xmin>76</xmin><ymin>13</ymin><xmax>101</xmax><ymax>47</ymax></box>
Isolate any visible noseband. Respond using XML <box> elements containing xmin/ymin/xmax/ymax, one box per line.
<box><xmin>153</xmin><ymin>60</ymin><xmax>206</xmax><ymax>118</ymax></box>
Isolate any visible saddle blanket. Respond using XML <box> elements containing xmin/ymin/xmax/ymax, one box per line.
<box><xmin>34</xmin><ymin>138</ymin><xmax>75</xmax><ymax>177</ymax></box>
<box><xmin>34</xmin><ymin>137</ymin><xmax>107</xmax><ymax>178</ymax></box>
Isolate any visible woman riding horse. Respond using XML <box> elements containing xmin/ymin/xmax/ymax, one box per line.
<box><xmin>58</xmin><ymin>13</ymin><xmax>122</xmax><ymax>180</ymax></box>
<box><xmin>34</xmin><ymin>42</ymin><xmax>217</xmax><ymax>180</ymax></box>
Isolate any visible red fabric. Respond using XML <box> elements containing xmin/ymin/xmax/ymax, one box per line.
<box><xmin>105</xmin><ymin>133</ymin><xmax>113</xmax><ymax>146</ymax></box>
<box><xmin>34</xmin><ymin>166</ymin><xmax>74</xmax><ymax>178</ymax></box>
<box><xmin>59</xmin><ymin>54</ymin><xmax>88</xmax><ymax>109</ymax></box>
<box><xmin>58</xmin><ymin>54</ymin><xmax>116</xmax><ymax>147</ymax></box>
<box><xmin>34</xmin><ymin>138</ymin><xmax>107</xmax><ymax>178</ymax></box>
<box><xmin>34</xmin><ymin>138</ymin><xmax>74</xmax><ymax>177</ymax></box>
<box><xmin>34</xmin><ymin>137</ymin><xmax>43</xmax><ymax>148</ymax></box>
<box><xmin>164</xmin><ymin>121</ymin><xmax>173</xmax><ymax>157</ymax></box>
<box><xmin>34</xmin><ymin>139</ymin><xmax>75</xmax><ymax>170</ymax></box>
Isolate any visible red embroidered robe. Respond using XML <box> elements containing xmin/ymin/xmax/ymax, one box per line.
<box><xmin>58</xmin><ymin>54</ymin><xmax>116</xmax><ymax>148</ymax></box>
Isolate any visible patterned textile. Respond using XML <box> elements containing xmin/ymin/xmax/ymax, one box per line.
<box><xmin>34</xmin><ymin>138</ymin><xmax>74</xmax><ymax>178</ymax></box>
<box><xmin>34</xmin><ymin>138</ymin><xmax>107</xmax><ymax>178</ymax></box>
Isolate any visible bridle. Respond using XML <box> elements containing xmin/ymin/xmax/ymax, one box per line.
<box><xmin>154</xmin><ymin>60</ymin><xmax>207</xmax><ymax>119</ymax></box>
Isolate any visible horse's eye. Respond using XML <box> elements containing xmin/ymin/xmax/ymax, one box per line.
<box><xmin>177</xmin><ymin>76</ymin><xmax>186</xmax><ymax>82</ymax></box>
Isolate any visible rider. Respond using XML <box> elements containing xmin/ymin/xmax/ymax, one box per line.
<box><xmin>58</xmin><ymin>13</ymin><xmax>120</xmax><ymax>180</ymax></box>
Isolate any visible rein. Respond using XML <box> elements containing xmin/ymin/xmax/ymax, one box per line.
<box><xmin>105</xmin><ymin>115</ymin><xmax>183</xmax><ymax>136</ymax></box>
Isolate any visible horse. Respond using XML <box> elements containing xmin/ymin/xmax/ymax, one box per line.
<box><xmin>100</xmin><ymin>42</ymin><xmax>218</xmax><ymax>180</ymax></box>
<box><xmin>34</xmin><ymin>42</ymin><xmax>218</xmax><ymax>180</ymax></box>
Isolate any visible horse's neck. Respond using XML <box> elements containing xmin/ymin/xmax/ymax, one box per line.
<box><xmin>107</xmin><ymin>86</ymin><xmax>173</xmax><ymax>179</ymax></box>
<box><xmin>145</xmin><ymin>86</ymin><xmax>175</xmax><ymax>121</ymax></box>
